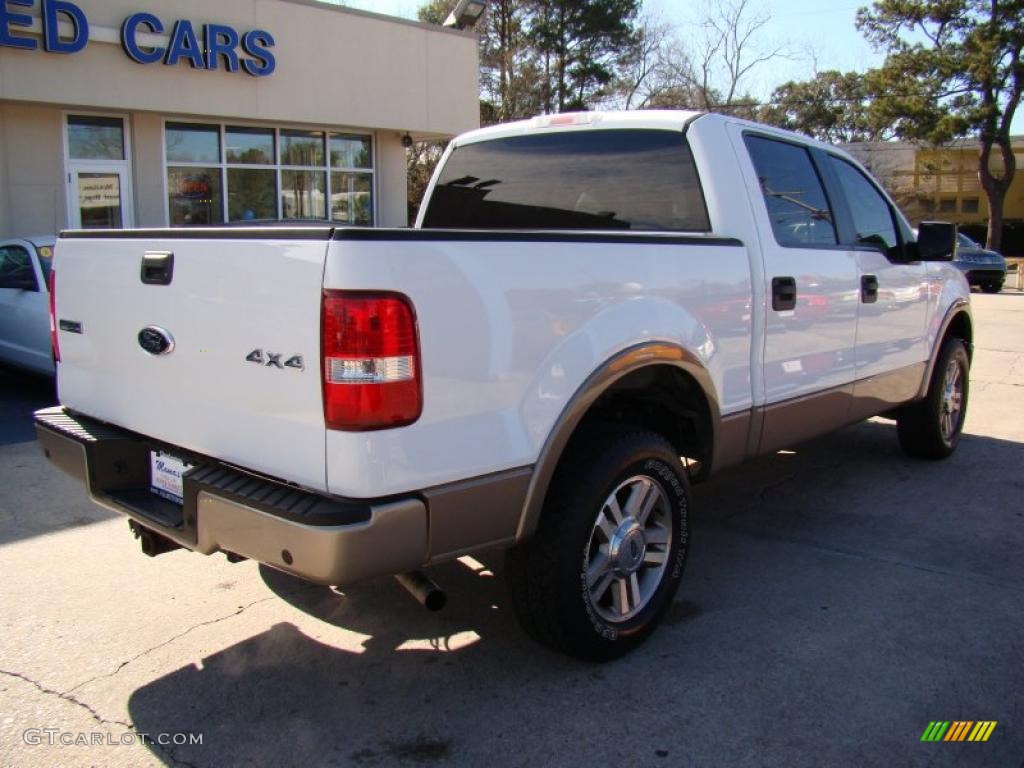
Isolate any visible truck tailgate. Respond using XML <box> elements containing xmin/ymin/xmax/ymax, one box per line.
<box><xmin>54</xmin><ymin>231</ymin><xmax>330</xmax><ymax>492</ymax></box>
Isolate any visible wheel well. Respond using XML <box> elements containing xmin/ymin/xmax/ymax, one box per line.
<box><xmin>944</xmin><ymin>311</ymin><xmax>973</xmax><ymax>359</ymax></box>
<box><xmin>569</xmin><ymin>364</ymin><xmax>713</xmax><ymax>480</ymax></box>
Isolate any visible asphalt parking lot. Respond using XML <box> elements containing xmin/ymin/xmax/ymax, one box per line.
<box><xmin>1</xmin><ymin>293</ymin><xmax>1022</xmax><ymax>768</ymax></box>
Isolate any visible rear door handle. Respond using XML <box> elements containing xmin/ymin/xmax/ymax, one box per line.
<box><xmin>861</xmin><ymin>274</ymin><xmax>878</xmax><ymax>303</ymax></box>
<box><xmin>772</xmin><ymin>276</ymin><xmax>797</xmax><ymax>311</ymax></box>
<box><xmin>141</xmin><ymin>251</ymin><xmax>174</xmax><ymax>286</ymax></box>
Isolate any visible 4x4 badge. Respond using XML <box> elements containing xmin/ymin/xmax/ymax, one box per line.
<box><xmin>246</xmin><ymin>349</ymin><xmax>304</xmax><ymax>371</ymax></box>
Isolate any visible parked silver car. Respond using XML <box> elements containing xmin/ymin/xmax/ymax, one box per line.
<box><xmin>954</xmin><ymin>232</ymin><xmax>1006</xmax><ymax>293</ymax></box>
<box><xmin>0</xmin><ymin>236</ymin><xmax>56</xmax><ymax>376</ymax></box>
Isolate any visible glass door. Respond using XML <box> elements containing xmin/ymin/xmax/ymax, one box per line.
<box><xmin>64</xmin><ymin>114</ymin><xmax>133</xmax><ymax>229</ymax></box>
<box><xmin>69</xmin><ymin>167</ymin><xmax>131</xmax><ymax>228</ymax></box>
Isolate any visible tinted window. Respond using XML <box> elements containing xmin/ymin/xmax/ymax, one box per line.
<box><xmin>745</xmin><ymin>135</ymin><xmax>837</xmax><ymax>247</ymax></box>
<box><xmin>829</xmin><ymin>156</ymin><xmax>899</xmax><ymax>256</ymax></box>
<box><xmin>0</xmin><ymin>245</ymin><xmax>37</xmax><ymax>291</ymax></box>
<box><xmin>423</xmin><ymin>129</ymin><xmax>709</xmax><ymax>231</ymax></box>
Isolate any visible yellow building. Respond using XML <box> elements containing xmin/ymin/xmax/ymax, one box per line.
<box><xmin>845</xmin><ymin>136</ymin><xmax>1024</xmax><ymax>243</ymax></box>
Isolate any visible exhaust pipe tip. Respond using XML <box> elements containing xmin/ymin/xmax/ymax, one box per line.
<box><xmin>395</xmin><ymin>570</ymin><xmax>446</xmax><ymax>611</ymax></box>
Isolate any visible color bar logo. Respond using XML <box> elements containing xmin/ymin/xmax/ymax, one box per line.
<box><xmin>921</xmin><ymin>721</ymin><xmax>997</xmax><ymax>742</ymax></box>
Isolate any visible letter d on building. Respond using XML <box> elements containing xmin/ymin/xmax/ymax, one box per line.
<box><xmin>42</xmin><ymin>0</ymin><xmax>89</xmax><ymax>54</ymax></box>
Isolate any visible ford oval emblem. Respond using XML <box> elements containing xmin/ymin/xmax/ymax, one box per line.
<box><xmin>138</xmin><ymin>326</ymin><xmax>175</xmax><ymax>356</ymax></box>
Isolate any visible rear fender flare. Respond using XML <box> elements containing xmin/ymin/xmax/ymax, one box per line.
<box><xmin>514</xmin><ymin>342</ymin><xmax>719</xmax><ymax>543</ymax></box>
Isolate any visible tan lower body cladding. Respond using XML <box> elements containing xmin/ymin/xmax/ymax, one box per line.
<box><xmin>714</xmin><ymin>361</ymin><xmax>927</xmax><ymax>467</ymax></box>
<box><xmin>425</xmin><ymin>362</ymin><xmax>927</xmax><ymax>561</ymax></box>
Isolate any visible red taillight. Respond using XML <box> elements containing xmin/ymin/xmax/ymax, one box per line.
<box><xmin>322</xmin><ymin>291</ymin><xmax>421</xmax><ymax>430</ymax></box>
<box><xmin>48</xmin><ymin>270</ymin><xmax>60</xmax><ymax>363</ymax></box>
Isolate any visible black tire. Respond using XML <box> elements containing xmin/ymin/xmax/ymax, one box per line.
<box><xmin>897</xmin><ymin>338</ymin><xmax>969</xmax><ymax>459</ymax></box>
<box><xmin>506</xmin><ymin>426</ymin><xmax>691</xmax><ymax>661</ymax></box>
<box><xmin>981</xmin><ymin>282</ymin><xmax>1003</xmax><ymax>294</ymax></box>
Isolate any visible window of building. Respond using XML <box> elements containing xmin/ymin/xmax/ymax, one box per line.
<box><xmin>961</xmin><ymin>198</ymin><xmax>979</xmax><ymax>214</ymax></box>
<box><xmin>744</xmin><ymin>135</ymin><xmax>837</xmax><ymax>247</ymax></box>
<box><xmin>828</xmin><ymin>156</ymin><xmax>899</xmax><ymax>256</ymax></box>
<box><xmin>67</xmin><ymin>115</ymin><xmax>125</xmax><ymax>161</ymax></box>
<box><xmin>165</xmin><ymin>122</ymin><xmax>374</xmax><ymax>226</ymax></box>
<box><xmin>422</xmin><ymin>129</ymin><xmax>709</xmax><ymax>231</ymax></box>
<box><xmin>65</xmin><ymin>114</ymin><xmax>133</xmax><ymax>229</ymax></box>
<box><xmin>938</xmin><ymin>198</ymin><xmax>957</xmax><ymax>213</ymax></box>
<box><xmin>166</xmin><ymin>123</ymin><xmax>223</xmax><ymax>225</ymax></box>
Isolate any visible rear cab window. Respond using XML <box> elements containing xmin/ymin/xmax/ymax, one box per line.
<box><xmin>422</xmin><ymin>129</ymin><xmax>710</xmax><ymax>231</ymax></box>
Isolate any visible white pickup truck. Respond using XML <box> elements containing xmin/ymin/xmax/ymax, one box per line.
<box><xmin>36</xmin><ymin>111</ymin><xmax>971</xmax><ymax>661</ymax></box>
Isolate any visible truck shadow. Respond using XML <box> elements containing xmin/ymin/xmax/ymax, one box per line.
<box><xmin>125</xmin><ymin>418</ymin><xmax>1024</xmax><ymax>767</ymax></box>
<box><xmin>127</xmin><ymin>557</ymin><xmax>577</xmax><ymax>766</ymax></box>
<box><xmin>0</xmin><ymin>365</ymin><xmax>117</xmax><ymax>545</ymax></box>
<box><xmin>0</xmin><ymin>365</ymin><xmax>56</xmax><ymax>447</ymax></box>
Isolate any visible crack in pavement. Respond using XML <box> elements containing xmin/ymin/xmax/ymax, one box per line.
<box><xmin>0</xmin><ymin>668</ymin><xmax>197</xmax><ymax>768</ymax></box>
<box><xmin>67</xmin><ymin>584</ymin><xmax>318</xmax><ymax>696</ymax></box>
<box><xmin>0</xmin><ymin>582</ymin><xmax>319</xmax><ymax>767</ymax></box>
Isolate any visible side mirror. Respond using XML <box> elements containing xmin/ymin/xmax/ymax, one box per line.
<box><xmin>915</xmin><ymin>221</ymin><xmax>957</xmax><ymax>262</ymax></box>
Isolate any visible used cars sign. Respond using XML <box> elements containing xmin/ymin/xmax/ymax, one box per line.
<box><xmin>0</xmin><ymin>0</ymin><xmax>276</xmax><ymax>77</ymax></box>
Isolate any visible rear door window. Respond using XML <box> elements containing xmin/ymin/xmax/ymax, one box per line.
<box><xmin>744</xmin><ymin>135</ymin><xmax>837</xmax><ymax>247</ymax></box>
<box><xmin>422</xmin><ymin>129</ymin><xmax>710</xmax><ymax>231</ymax></box>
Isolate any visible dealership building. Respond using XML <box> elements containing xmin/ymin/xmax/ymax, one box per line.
<box><xmin>0</xmin><ymin>0</ymin><xmax>479</xmax><ymax>238</ymax></box>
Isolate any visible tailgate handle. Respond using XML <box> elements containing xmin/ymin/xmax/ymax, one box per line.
<box><xmin>141</xmin><ymin>251</ymin><xmax>174</xmax><ymax>286</ymax></box>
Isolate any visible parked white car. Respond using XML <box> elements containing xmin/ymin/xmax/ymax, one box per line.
<box><xmin>0</xmin><ymin>236</ymin><xmax>55</xmax><ymax>376</ymax></box>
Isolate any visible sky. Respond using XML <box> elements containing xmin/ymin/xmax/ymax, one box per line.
<box><xmin>333</xmin><ymin>0</ymin><xmax>1022</xmax><ymax>133</ymax></box>
<box><xmin>336</xmin><ymin>0</ymin><xmax>882</xmax><ymax>88</ymax></box>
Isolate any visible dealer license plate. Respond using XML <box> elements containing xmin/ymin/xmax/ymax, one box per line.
<box><xmin>150</xmin><ymin>451</ymin><xmax>193</xmax><ymax>505</ymax></box>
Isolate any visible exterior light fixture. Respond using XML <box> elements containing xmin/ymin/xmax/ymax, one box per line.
<box><xmin>443</xmin><ymin>0</ymin><xmax>487</xmax><ymax>30</ymax></box>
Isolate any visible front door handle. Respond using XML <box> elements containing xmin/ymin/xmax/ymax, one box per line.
<box><xmin>772</xmin><ymin>276</ymin><xmax>797</xmax><ymax>311</ymax></box>
<box><xmin>861</xmin><ymin>274</ymin><xmax>878</xmax><ymax>303</ymax></box>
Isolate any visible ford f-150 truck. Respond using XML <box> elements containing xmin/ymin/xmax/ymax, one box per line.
<box><xmin>35</xmin><ymin>111</ymin><xmax>971</xmax><ymax>661</ymax></box>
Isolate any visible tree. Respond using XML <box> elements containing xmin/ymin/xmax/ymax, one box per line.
<box><xmin>405</xmin><ymin>138</ymin><xmax>447</xmax><ymax>225</ymax></box>
<box><xmin>481</xmin><ymin>0</ymin><xmax>543</xmax><ymax>121</ymax></box>
<box><xmin>604</xmin><ymin>0</ymin><xmax>782</xmax><ymax>118</ymax></box>
<box><xmin>857</xmin><ymin>0</ymin><xmax>1024</xmax><ymax>250</ymax></box>
<box><xmin>758</xmin><ymin>70</ymin><xmax>888</xmax><ymax>143</ymax></box>
<box><xmin>528</xmin><ymin>0</ymin><xmax>641</xmax><ymax>112</ymax></box>
<box><xmin>602</xmin><ymin>12</ymin><xmax>669</xmax><ymax>110</ymax></box>
<box><xmin>694</xmin><ymin>0</ymin><xmax>785</xmax><ymax>109</ymax></box>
